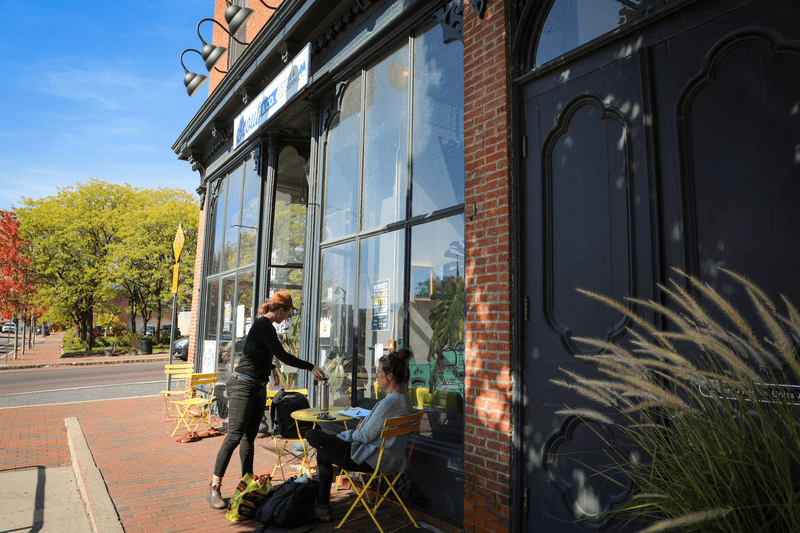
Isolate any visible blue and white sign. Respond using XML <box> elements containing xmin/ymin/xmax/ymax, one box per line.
<box><xmin>233</xmin><ymin>43</ymin><xmax>310</xmax><ymax>150</ymax></box>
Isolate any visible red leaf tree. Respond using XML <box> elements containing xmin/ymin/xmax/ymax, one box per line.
<box><xmin>0</xmin><ymin>210</ymin><xmax>36</xmax><ymax>323</ymax></box>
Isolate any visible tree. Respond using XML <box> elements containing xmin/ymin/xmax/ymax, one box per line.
<box><xmin>18</xmin><ymin>180</ymin><xmax>132</xmax><ymax>347</ymax></box>
<box><xmin>106</xmin><ymin>188</ymin><xmax>198</xmax><ymax>335</ymax></box>
<box><xmin>0</xmin><ymin>210</ymin><xmax>36</xmax><ymax>322</ymax></box>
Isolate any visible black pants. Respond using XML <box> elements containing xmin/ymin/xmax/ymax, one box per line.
<box><xmin>213</xmin><ymin>375</ymin><xmax>267</xmax><ymax>479</ymax></box>
<box><xmin>305</xmin><ymin>428</ymin><xmax>373</xmax><ymax>505</ymax></box>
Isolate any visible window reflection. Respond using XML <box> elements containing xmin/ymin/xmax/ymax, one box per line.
<box><xmin>317</xmin><ymin>242</ymin><xmax>357</xmax><ymax>407</ymax></box>
<box><xmin>408</xmin><ymin>215</ymin><xmax>465</xmax><ymax>442</ymax></box>
<box><xmin>273</xmin><ymin>146</ymin><xmax>308</xmax><ymax>264</ymax></box>
<box><xmin>230</xmin><ymin>270</ymin><xmax>255</xmax><ymax>376</ymax></box>
<box><xmin>536</xmin><ymin>0</ymin><xmax>641</xmax><ymax>66</ymax></box>
<box><xmin>363</xmin><ymin>43</ymin><xmax>409</xmax><ymax>230</ymax></box>
<box><xmin>239</xmin><ymin>158</ymin><xmax>260</xmax><ymax>267</ymax></box>
<box><xmin>223</xmin><ymin>166</ymin><xmax>244</xmax><ymax>271</ymax></box>
<box><xmin>324</xmin><ymin>76</ymin><xmax>361</xmax><ymax>241</ymax></box>
<box><xmin>412</xmin><ymin>23</ymin><xmax>464</xmax><ymax>216</ymax></box>
<box><xmin>357</xmin><ymin>231</ymin><xmax>405</xmax><ymax>402</ymax></box>
<box><xmin>210</xmin><ymin>179</ymin><xmax>228</xmax><ymax>275</ymax></box>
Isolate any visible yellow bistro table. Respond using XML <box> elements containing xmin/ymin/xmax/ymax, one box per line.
<box><xmin>290</xmin><ymin>408</ymin><xmax>356</xmax><ymax>475</ymax></box>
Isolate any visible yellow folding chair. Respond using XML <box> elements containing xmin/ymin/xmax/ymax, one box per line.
<box><xmin>266</xmin><ymin>388</ymin><xmax>312</xmax><ymax>481</ymax></box>
<box><xmin>170</xmin><ymin>372</ymin><xmax>219</xmax><ymax>436</ymax></box>
<box><xmin>336</xmin><ymin>411</ymin><xmax>424</xmax><ymax>533</ymax></box>
<box><xmin>160</xmin><ymin>363</ymin><xmax>193</xmax><ymax>421</ymax></box>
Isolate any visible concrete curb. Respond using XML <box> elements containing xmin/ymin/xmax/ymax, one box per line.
<box><xmin>65</xmin><ymin>417</ymin><xmax>125</xmax><ymax>533</ymax></box>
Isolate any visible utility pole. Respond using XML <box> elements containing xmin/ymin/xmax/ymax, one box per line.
<box><xmin>167</xmin><ymin>224</ymin><xmax>185</xmax><ymax>392</ymax></box>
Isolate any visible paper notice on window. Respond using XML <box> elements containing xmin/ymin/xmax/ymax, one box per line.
<box><xmin>374</xmin><ymin>343</ymin><xmax>383</xmax><ymax>365</ymax></box>
<box><xmin>320</xmin><ymin>317</ymin><xmax>331</xmax><ymax>338</ymax></box>
<box><xmin>202</xmin><ymin>340</ymin><xmax>217</xmax><ymax>373</ymax></box>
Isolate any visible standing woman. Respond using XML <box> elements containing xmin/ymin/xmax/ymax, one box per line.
<box><xmin>208</xmin><ymin>291</ymin><xmax>326</xmax><ymax>509</ymax></box>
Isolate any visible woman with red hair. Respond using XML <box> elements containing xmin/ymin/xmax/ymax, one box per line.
<box><xmin>208</xmin><ymin>290</ymin><xmax>326</xmax><ymax>509</ymax></box>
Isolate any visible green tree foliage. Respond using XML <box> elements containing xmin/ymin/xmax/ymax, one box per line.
<box><xmin>18</xmin><ymin>180</ymin><xmax>130</xmax><ymax>347</ymax></box>
<box><xmin>17</xmin><ymin>180</ymin><xmax>199</xmax><ymax>348</ymax></box>
<box><xmin>106</xmin><ymin>187</ymin><xmax>198</xmax><ymax>335</ymax></box>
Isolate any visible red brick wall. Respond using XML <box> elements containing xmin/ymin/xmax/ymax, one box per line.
<box><xmin>208</xmin><ymin>0</ymin><xmax>285</xmax><ymax>94</ymax></box>
<box><xmin>462</xmin><ymin>1</ymin><xmax>514</xmax><ymax>532</ymax></box>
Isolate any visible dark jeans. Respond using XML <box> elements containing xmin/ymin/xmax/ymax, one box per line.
<box><xmin>213</xmin><ymin>375</ymin><xmax>267</xmax><ymax>479</ymax></box>
<box><xmin>305</xmin><ymin>428</ymin><xmax>373</xmax><ymax>506</ymax></box>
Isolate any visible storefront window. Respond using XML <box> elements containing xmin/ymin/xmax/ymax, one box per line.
<box><xmin>412</xmin><ymin>23</ymin><xmax>464</xmax><ymax>216</ymax></box>
<box><xmin>324</xmin><ymin>75</ymin><xmax>361</xmax><ymax>241</ymax></box>
<box><xmin>363</xmin><ymin>43</ymin><xmax>409</xmax><ymax>230</ymax></box>
<box><xmin>408</xmin><ymin>215</ymin><xmax>465</xmax><ymax>442</ymax></box>
<box><xmin>201</xmin><ymin>154</ymin><xmax>261</xmax><ymax>376</ymax></box>
<box><xmin>318</xmin><ymin>242</ymin><xmax>357</xmax><ymax>406</ymax></box>
<box><xmin>317</xmin><ymin>22</ymin><xmax>465</xmax><ymax>444</ymax></box>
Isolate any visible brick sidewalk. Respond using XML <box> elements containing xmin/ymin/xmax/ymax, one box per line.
<box><xmin>0</xmin><ymin>395</ymin><xmax>435</xmax><ymax>533</ymax></box>
<box><xmin>0</xmin><ymin>331</ymin><xmax>169</xmax><ymax>370</ymax></box>
<box><xmin>0</xmin><ymin>331</ymin><xmax>456</xmax><ymax>532</ymax></box>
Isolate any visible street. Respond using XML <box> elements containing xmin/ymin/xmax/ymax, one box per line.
<box><xmin>0</xmin><ymin>363</ymin><xmax>166</xmax><ymax>408</ymax></box>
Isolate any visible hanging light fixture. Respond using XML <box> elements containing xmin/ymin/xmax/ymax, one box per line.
<box><xmin>196</xmin><ymin>18</ymin><xmax>250</xmax><ymax>72</ymax></box>
<box><xmin>180</xmin><ymin>49</ymin><xmax>208</xmax><ymax>97</ymax></box>
<box><xmin>224</xmin><ymin>1</ymin><xmax>254</xmax><ymax>37</ymax></box>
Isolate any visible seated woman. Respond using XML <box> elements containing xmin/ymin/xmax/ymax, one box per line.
<box><xmin>305</xmin><ymin>348</ymin><xmax>415</xmax><ymax>522</ymax></box>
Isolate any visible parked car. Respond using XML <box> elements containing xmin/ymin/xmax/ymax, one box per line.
<box><xmin>2</xmin><ymin>322</ymin><xmax>15</xmax><ymax>333</ymax></box>
<box><xmin>162</xmin><ymin>325</ymin><xmax>172</xmax><ymax>334</ymax></box>
<box><xmin>145</xmin><ymin>325</ymin><xmax>155</xmax><ymax>337</ymax></box>
<box><xmin>173</xmin><ymin>338</ymin><xmax>189</xmax><ymax>360</ymax></box>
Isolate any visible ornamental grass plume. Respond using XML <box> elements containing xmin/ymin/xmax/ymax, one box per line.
<box><xmin>553</xmin><ymin>269</ymin><xmax>800</xmax><ymax>533</ymax></box>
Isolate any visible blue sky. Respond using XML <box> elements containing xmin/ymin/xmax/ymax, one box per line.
<box><xmin>0</xmin><ymin>0</ymin><xmax>215</xmax><ymax>211</ymax></box>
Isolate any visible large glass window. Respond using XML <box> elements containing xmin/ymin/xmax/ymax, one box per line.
<box><xmin>317</xmin><ymin>22</ymin><xmax>465</xmax><ymax>444</ymax></box>
<box><xmin>202</xmin><ymin>154</ymin><xmax>260</xmax><ymax>377</ymax></box>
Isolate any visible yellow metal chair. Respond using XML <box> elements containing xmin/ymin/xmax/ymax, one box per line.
<box><xmin>266</xmin><ymin>388</ymin><xmax>312</xmax><ymax>481</ymax></box>
<box><xmin>160</xmin><ymin>363</ymin><xmax>193</xmax><ymax>421</ymax></box>
<box><xmin>336</xmin><ymin>411</ymin><xmax>424</xmax><ymax>533</ymax></box>
<box><xmin>170</xmin><ymin>372</ymin><xmax>219</xmax><ymax>436</ymax></box>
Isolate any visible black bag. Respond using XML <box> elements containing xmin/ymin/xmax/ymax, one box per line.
<box><xmin>270</xmin><ymin>389</ymin><xmax>312</xmax><ymax>439</ymax></box>
<box><xmin>256</xmin><ymin>479</ymin><xmax>320</xmax><ymax>529</ymax></box>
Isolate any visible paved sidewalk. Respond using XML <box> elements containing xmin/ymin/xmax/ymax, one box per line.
<box><xmin>0</xmin><ymin>331</ymin><xmax>456</xmax><ymax>533</ymax></box>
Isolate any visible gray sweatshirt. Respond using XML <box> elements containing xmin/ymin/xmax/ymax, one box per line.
<box><xmin>337</xmin><ymin>392</ymin><xmax>414</xmax><ymax>472</ymax></box>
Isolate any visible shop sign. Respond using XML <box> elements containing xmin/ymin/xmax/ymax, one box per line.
<box><xmin>233</xmin><ymin>43</ymin><xmax>310</xmax><ymax>150</ymax></box>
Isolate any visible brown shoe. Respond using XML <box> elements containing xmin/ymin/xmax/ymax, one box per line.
<box><xmin>208</xmin><ymin>483</ymin><xmax>226</xmax><ymax>509</ymax></box>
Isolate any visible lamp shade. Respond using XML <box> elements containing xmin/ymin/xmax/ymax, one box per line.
<box><xmin>184</xmin><ymin>71</ymin><xmax>208</xmax><ymax>97</ymax></box>
<box><xmin>202</xmin><ymin>43</ymin><xmax>227</xmax><ymax>72</ymax></box>
<box><xmin>225</xmin><ymin>4</ymin><xmax>254</xmax><ymax>36</ymax></box>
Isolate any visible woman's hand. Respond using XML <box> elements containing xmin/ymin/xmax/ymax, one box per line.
<box><xmin>311</xmin><ymin>365</ymin><xmax>327</xmax><ymax>381</ymax></box>
<box><xmin>272</xmin><ymin>367</ymin><xmax>281</xmax><ymax>386</ymax></box>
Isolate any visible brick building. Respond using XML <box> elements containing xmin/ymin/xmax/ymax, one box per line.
<box><xmin>173</xmin><ymin>1</ymin><xmax>800</xmax><ymax>531</ymax></box>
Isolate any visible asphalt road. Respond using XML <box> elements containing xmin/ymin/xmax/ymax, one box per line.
<box><xmin>0</xmin><ymin>363</ymin><xmax>167</xmax><ymax>409</ymax></box>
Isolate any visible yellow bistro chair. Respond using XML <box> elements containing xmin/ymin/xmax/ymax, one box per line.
<box><xmin>266</xmin><ymin>388</ymin><xmax>312</xmax><ymax>481</ymax></box>
<box><xmin>170</xmin><ymin>372</ymin><xmax>219</xmax><ymax>436</ymax></box>
<box><xmin>160</xmin><ymin>363</ymin><xmax>193</xmax><ymax>421</ymax></box>
<box><xmin>336</xmin><ymin>411</ymin><xmax>424</xmax><ymax>533</ymax></box>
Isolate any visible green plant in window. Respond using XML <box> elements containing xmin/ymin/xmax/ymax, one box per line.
<box><xmin>428</xmin><ymin>275</ymin><xmax>465</xmax><ymax>391</ymax></box>
<box><xmin>553</xmin><ymin>269</ymin><xmax>800</xmax><ymax>533</ymax></box>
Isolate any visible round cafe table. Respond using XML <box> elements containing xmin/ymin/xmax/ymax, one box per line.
<box><xmin>290</xmin><ymin>408</ymin><xmax>356</xmax><ymax>475</ymax></box>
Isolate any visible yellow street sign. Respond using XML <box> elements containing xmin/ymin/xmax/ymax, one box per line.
<box><xmin>173</xmin><ymin>223</ymin><xmax>185</xmax><ymax>262</ymax></box>
<box><xmin>171</xmin><ymin>263</ymin><xmax>180</xmax><ymax>294</ymax></box>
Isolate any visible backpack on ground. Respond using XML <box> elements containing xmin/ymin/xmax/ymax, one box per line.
<box><xmin>269</xmin><ymin>389</ymin><xmax>312</xmax><ymax>439</ymax></box>
<box><xmin>256</xmin><ymin>479</ymin><xmax>319</xmax><ymax>529</ymax></box>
